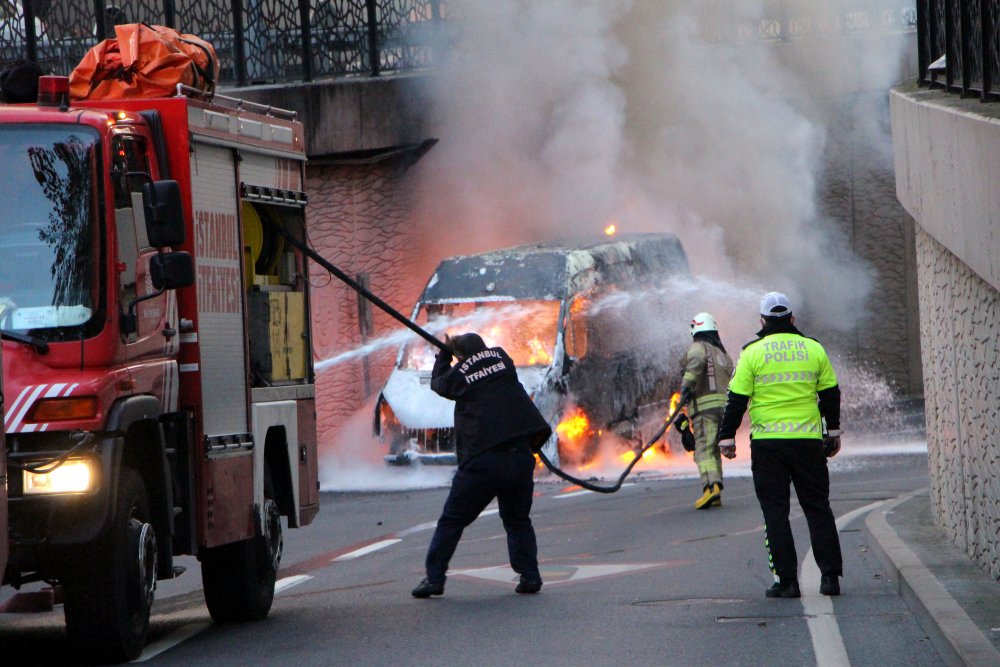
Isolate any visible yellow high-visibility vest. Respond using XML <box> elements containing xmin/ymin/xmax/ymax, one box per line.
<box><xmin>728</xmin><ymin>333</ymin><xmax>837</xmax><ymax>440</ymax></box>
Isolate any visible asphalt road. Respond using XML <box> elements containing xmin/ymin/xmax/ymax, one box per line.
<box><xmin>1</xmin><ymin>448</ymin><xmax>943</xmax><ymax>666</ymax></box>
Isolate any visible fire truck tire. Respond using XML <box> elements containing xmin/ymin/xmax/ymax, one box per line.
<box><xmin>63</xmin><ymin>468</ymin><xmax>157</xmax><ymax>663</ymax></box>
<box><xmin>200</xmin><ymin>473</ymin><xmax>281</xmax><ymax>622</ymax></box>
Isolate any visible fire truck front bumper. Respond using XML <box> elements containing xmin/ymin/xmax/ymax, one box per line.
<box><xmin>6</xmin><ymin>432</ymin><xmax>123</xmax><ymax>572</ymax></box>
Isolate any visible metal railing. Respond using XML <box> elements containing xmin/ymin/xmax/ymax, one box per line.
<box><xmin>1</xmin><ymin>1</ymin><xmax>923</xmax><ymax>91</ymax></box>
<box><xmin>0</xmin><ymin>0</ymin><xmax>447</xmax><ymax>86</ymax></box>
<box><xmin>917</xmin><ymin>0</ymin><xmax>1000</xmax><ymax>100</ymax></box>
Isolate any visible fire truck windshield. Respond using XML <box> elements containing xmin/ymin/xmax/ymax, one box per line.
<box><xmin>0</xmin><ymin>125</ymin><xmax>100</xmax><ymax>335</ymax></box>
<box><xmin>400</xmin><ymin>300</ymin><xmax>560</xmax><ymax>371</ymax></box>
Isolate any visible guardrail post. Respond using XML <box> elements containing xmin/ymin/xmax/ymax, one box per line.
<box><xmin>917</xmin><ymin>0</ymin><xmax>929</xmax><ymax>84</ymax></box>
<box><xmin>231</xmin><ymin>0</ymin><xmax>248</xmax><ymax>86</ymax></box>
<box><xmin>982</xmin><ymin>0</ymin><xmax>993</xmax><ymax>100</ymax></box>
<box><xmin>163</xmin><ymin>0</ymin><xmax>177</xmax><ymax>29</ymax></box>
<box><xmin>366</xmin><ymin>0</ymin><xmax>380</xmax><ymax>76</ymax></box>
<box><xmin>299</xmin><ymin>0</ymin><xmax>312</xmax><ymax>82</ymax></box>
<box><xmin>22</xmin><ymin>0</ymin><xmax>38</xmax><ymax>62</ymax></box>
<box><xmin>93</xmin><ymin>0</ymin><xmax>108</xmax><ymax>41</ymax></box>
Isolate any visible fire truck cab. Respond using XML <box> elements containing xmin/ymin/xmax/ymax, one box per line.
<box><xmin>0</xmin><ymin>77</ymin><xmax>318</xmax><ymax>661</ymax></box>
<box><xmin>375</xmin><ymin>233</ymin><xmax>690</xmax><ymax>467</ymax></box>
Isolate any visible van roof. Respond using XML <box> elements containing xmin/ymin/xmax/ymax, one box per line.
<box><xmin>420</xmin><ymin>233</ymin><xmax>689</xmax><ymax>302</ymax></box>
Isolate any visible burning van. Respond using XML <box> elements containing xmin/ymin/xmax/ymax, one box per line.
<box><xmin>374</xmin><ymin>234</ymin><xmax>690</xmax><ymax>466</ymax></box>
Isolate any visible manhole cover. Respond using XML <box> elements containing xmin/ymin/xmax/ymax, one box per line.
<box><xmin>632</xmin><ymin>597</ymin><xmax>749</xmax><ymax>606</ymax></box>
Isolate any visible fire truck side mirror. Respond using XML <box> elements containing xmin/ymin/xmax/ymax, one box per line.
<box><xmin>150</xmin><ymin>251</ymin><xmax>195</xmax><ymax>290</ymax></box>
<box><xmin>142</xmin><ymin>181</ymin><xmax>185</xmax><ymax>247</ymax></box>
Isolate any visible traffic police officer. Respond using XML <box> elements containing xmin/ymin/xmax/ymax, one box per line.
<box><xmin>412</xmin><ymin>332</ymin><xmax>552</xmax><ymax>598</ymax></box>
<box><xmin>679</xmin><ymin>312</ymin><xmax>734</xmax><ymax>509</ymax></box>
<box><xmin>718</xmin><ymin>292</ymin><xmax>843</xmax><ymax>598</ymax></box>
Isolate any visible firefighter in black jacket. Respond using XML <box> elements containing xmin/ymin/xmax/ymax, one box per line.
<box><xmin>412</xmin><ymin>333</ymin><xmax>552</xmax><ymax>598</ymax></box>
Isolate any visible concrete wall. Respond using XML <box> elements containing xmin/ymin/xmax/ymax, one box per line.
<box><xmin>892</xmin><ymin>85</ymin><xmax>1000</xmax><ymax>578</ymax></box>
<box><xmin>816</xmin><ymin>93</ymin><xmax>922</xmax><ymax>394</ymax></box>
<box><xmin>229</xmin><ymin>73</ymin><xmax>434</xmax><ymax>158</ymax></box>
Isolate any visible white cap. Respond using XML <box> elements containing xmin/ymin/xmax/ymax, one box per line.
<box><xmin>690</xmin><ymin>312</ymin><xmax>718</xmax><ymax>335</ymax></box>
<box><xmin>760</xmin><ymin>292</ymin><xmax>792</xmax><ymax>317</ymax></box>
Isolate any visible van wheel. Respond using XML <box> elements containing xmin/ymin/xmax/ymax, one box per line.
<box><xmin>64</xmin><ymin>468</ymin><xmax>157</xmax><ymax>662</ymax></box>
<box><xmin>201</xmin><ymin>472</ymin><xmax>282</xmax><ymax>622</ymax></box>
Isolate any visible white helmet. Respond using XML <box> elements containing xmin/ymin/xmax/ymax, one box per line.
<box><xmin>690</xmin><ymin>312</ymin><xmax>718</xmax><ymax>336</ymax></box>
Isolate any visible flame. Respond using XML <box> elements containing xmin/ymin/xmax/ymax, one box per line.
<box><xmin>666</xmin><ymin>391</ymin><xmax>682</xmax><ymax>431</ymax></box>
<box><xmin>556</xmin><ymin>409</ymin><xmax>592</xmax><ymax>441</ymax></box>
<box><xmin>604</xmin><ymin>223</ymin><xmax>617</xmax><ymax>236</ymax></box>
<box><xmin>525</xmin><ymin>337</ymin><xmax>553</xmax><ymax>365</ymax></box>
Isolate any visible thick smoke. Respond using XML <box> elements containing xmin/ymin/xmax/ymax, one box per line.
<box><xmin>414</xmin><ymin>0</ymin><xmax>912</xmax><ymax>331</ymax></box>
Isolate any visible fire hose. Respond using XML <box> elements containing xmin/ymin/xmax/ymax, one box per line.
<box><xmin>276</xmin><ymin>228</ymin><xmax>686</xmax><ymax>494</ymax></box>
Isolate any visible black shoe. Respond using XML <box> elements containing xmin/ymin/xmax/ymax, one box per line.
<box><xmin>765</xmin><ymin>580</ymin><xmax>801</xmax><ymax>598</ymax></box>
<box><xmin>412</xmin><ymin>578</ymin><xmax>444</xmax><ymax>598</ymax></box>
<box><xmin>515</xmin><ymin>576</ymin><xmax>542</xmax><ymax>594</ymax></box>
<box><xmin>820</xmin><ymin>575</ymin><xmax>840</xmax><ymax>596</ymax></box>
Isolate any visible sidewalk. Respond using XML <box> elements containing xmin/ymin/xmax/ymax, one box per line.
<box><xmin>864</xmin><ymin>489</ymin><xmax>1000</xmax><ymax>666</ymax></box>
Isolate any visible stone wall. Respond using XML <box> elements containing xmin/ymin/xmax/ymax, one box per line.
<box><xmin>305</xmin><ymin>158</ymin><xmax>426</xmax><ymax>449</ymax></box>
<box><xmin>816</xmin><ymin>93</ymin><xmax>922</xmax><ymax>395</ymax></box>
<box><xmin>916</xmin><ymin>229</ymin><xmax>1000</xmax><ymax>577</ymax></box>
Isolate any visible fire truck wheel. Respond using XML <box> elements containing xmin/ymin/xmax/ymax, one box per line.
<box><xmin>200</xmin><ymin>472</ymin><xmax>281</xmax><ymax>622</ymax></box>
<box><xmin>63</xmin><ymin>468</ymin><xmax>157</xmax><ymax>662</ymax></box>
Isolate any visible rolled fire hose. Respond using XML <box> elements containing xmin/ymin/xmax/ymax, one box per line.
<box><xmin>276</xmin><ymin>227</ymin><xmax>687</xmax><ymax>494</ymax></box>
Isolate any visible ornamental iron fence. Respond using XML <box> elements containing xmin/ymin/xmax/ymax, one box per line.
<box><xmin>0</xmin><ymin>0</ymin><xmax>446</xmax><ymax>86</ymax></box>
<box><xmin>0</xmin><ymin>1</ymin><xmax>922</xmax><ymax>90</ymax></box>
<box><xmin>917</xmin><ymin>0</ymin><xmax>1000</xmax><ymax>100</ymax></box>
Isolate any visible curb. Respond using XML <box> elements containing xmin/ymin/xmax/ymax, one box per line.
<box><xmin>863</xmin><ymin>490</ymin><xmax>1000</xmax><ymax>667</ymax></box>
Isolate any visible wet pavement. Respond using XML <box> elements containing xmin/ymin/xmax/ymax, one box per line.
<box><xmin>864</xmin><ymin>489</ymin><xmax>1000</xmax><ymax>666</ymax></box>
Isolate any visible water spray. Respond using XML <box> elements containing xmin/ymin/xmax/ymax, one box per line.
<box><xmin>276</xmin><ymin>226</ymin><xmax>684</xmax><ymax>493</ymax></box>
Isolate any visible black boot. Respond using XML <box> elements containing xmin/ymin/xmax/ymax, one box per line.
<box><xmin>820</xmin><ymin>575</ymin><xmax>840</xmax><ymax>596</ymax></box>
<box><xmin>765</xmin><ymin>578</ymin><xmax>801</xmax><ymax>598</ymax></box>
<box><xmin>515</xmin><ymin>575</ymin><xmax>542</xmax><ymax>594</ymax></box>
<box><xmin>412</xmin><ymin>578</ymin><xmax>445</xmax><ymax>598</ymax></box>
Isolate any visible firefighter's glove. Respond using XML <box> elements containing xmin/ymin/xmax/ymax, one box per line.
<box><xmin>823</xmin><ymin>430</ymin><xmax>842</xmax><ymax>458</ymax></box>
<box><xmin>437</xmin><ymin>334</ymin><xmax>455</xmax><ymax>362</ymax></box>
<box><xmin>675</xmin><ymin>414</ymin><xmax>695</xmax><ymax>452</ymax></box>
<box><xmin>680</xmin><ymin>386</ymin><xmax>694</xmax><ymax>406</ymax></box>
<box><xmin>719</xmin><ymin>438</ymin><xmax>736</xmax><ymax>459</ymax></box>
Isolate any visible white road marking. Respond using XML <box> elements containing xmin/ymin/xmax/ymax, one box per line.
<box><xmin>130</xmin><ymin>622</ymin><xmax>210</xmax><ymax>663</ymax></box>
<box><xmin>397</xmin><ymin>520</ymin><xmax>440</xmax><ymax>536</ymax></box>
<box><xmin>453</xmin><ymin>562</ymin><xmax>666</xmax><ymax>585</ymax></box>
<box><xmin>332</xmin><ymin>538</ymin><xmax>402</xmax><ymax>561</ymax></box>
<box><xmin>275</xmin><ymin>574</ymin><xmax>313</xmax><ymax>594</ymax></box>
<box><xmin>800</xmin><ymin>499</ymin><xmax>887</xmax><ymax>667</ymax></box>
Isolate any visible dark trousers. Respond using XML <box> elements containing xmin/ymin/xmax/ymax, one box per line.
<box><xmin>751</xmin><ymin>439</ymin><xmax>843</xmax><ymax>581</ymax></box>
<box><xmin>425</xmin><ymin>445</ymin><xmax>539</xmax><ymax>583</ymax></box>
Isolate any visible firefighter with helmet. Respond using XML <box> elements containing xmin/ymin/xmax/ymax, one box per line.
<box><xmin>678</xmin><ymin>312</ymin><xmax>735</xmax><ymax>509</ymax></box>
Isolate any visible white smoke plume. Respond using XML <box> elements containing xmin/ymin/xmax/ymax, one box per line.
<box><xmin>415</xmin><ymin>0</ymin><xmax>913</xmax><ymax>332</ymax></box>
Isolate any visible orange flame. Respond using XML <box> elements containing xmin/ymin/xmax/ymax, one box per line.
<box><xmin>666</xmin><ymin>391</ymin><xmax>682</xmax><ymax>431</ymax></box>
<box><xmin>556</xmin><ymin>409</ymin><xmax>592</xmax><ymax>441</ymax></box>
<box><xmin>525</xmin><ymin>337</ymin><xmax>553</xmax><ymax>365</ymax></box>
<box><xmin>604</xmin><ymin>223</ymin><xmax>617</xmax><ymax>236</ymax></box>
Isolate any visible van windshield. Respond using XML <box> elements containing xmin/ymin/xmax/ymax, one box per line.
<box><xmin>400</xmin><ymin>300</ymin><xmax>561</xmax><ymax>371</ymax></box>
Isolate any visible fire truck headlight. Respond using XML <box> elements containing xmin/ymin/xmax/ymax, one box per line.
<box><xmin>23</xmin><ymin>459</ymin><xmax>94</xmax><ymax>495</ymax></box>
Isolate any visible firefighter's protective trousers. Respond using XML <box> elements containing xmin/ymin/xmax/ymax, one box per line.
<box><xmin>751</xmin><ymin>439</ymin><xmax>842</xmax><ymax>580</ymax></box>
<box><xmin>425</xmin><ymin>442</ymin><xmax>539</xmax><ymax>584</ymax></box>
<box><xmin>692</xmin><ymin>411</ymin><xmax>722</xmax><ymax>487</ymax></box>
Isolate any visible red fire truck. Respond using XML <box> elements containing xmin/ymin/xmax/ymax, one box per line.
<box><xmin>0</xmin><ymin>76</ymin><xmax>319</xmax><ymax>661</ymax></box>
